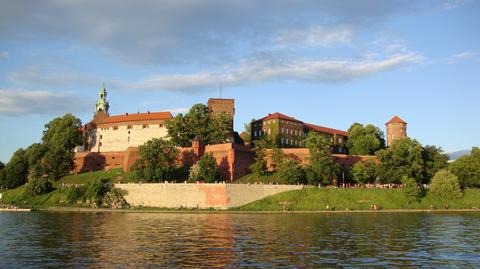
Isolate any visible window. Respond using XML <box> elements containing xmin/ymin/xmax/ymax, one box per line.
<box><xmin>281</xmin><ymin>138</ymin><xmax>284</xmax><ymax>145</ymax></box>
<box><xmin>254</xmin><ymin>131</ymin><xmax>257</xmax><ymax>137</ymax></box>
<box><xmin>113</xmin><ymin>126</ymin><xmax>118</xmax><ymax>130</ymax></box>
<box><xmin>159</xmin><ymin>123</ymin><xmax>163</xmax><ymax>128</ymax></box>
<box><xmin>128</xmin><ymin>131</ymin><xmax>131</xmax><ymax>134</ymax></box>
<box><xmin>127</xmin><ymin>125</ymin><xmax>132</xmax><ymax>129</ymax></box>
<box><xmin>99</xmin><ymin>135</ymin><xmax>103</xmax><ymax>139</ymax></box>
<box><xmin>282</xmin><ymin>128</ymin><xmax>284</xmax><ymax>134</ymax></box>
<box><xmin>268</xmin><ymin>129</ymin><xmax>271</xmax><ymax>135</ymax></box>
<box><xmin>143</xmin><ymin>124</ymin><xmax>148</xmax><ymax>129</ymax></box>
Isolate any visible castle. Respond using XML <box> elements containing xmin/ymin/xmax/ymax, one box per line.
<box><xmin>74</xmin><ymin>84</ymin><xmax>407</xmax><ymax>180</ymax></box>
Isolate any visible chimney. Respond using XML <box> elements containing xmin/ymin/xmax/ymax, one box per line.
<box><xmin>126</xmin><ymin>112</ymin><xmax>129</xmax><ymax>116</ymax></box>
<box><xmin>147</xmin><ymin>111</ymin><xmax>150</xmax><ymax>114</ymax></box>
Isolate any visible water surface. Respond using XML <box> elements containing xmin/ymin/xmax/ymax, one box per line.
<box><xmin>0</xmin><ymin>211</ymin><xmax>479</xmax><ymax>268</ymax></box>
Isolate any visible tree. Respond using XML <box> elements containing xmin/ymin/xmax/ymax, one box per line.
<box><xmin>188</xmin><ymin>153</ymin><xmax>220</xmax><ymax>183</ymax></box>
<box><xmin>304</xmin><ymin>132</ymin><xmax>340</xmax><ymax>185</ymax></box>
<box><xmin>2</xmin><ymin>149</ymin><xmax>29</xmax><ymax>189</ymax></box>
<box><xmin>429</xmin><ymin>169</ymin><xmax>463</xmax><ymax>199</ymax></box>
<box><xmin>0</xmin><ymin>161</ymin><xmax>6</xmax><ymax>189</ymax></box>
<box><xmin>249</xmin><ymin>138</ymin><xmax>270</xmax><ymax>176</ymax></box>
<box><xmin>166</xmin><ymin>104</ymin><xmax>231</xmax><ymax>146</ymax></box>
<box><xmin>346</xmin><ymin>123</ymin><xmax>385</xmax><ymax>155</ymax></box>
<box><xmin>270</xmin><ymin>146</ymin><xmax>285</xmax><ymax>172</ymax></box>
<box><xmin>277</xmin><ymin>158</ymin><xmax>305</xmax><ymax>184</ymax></box>
<box><xmin>376</xmin><ymin>138</ymin><xmax>424</xmax><ymax>184</ymax></box>
<box><xmin>449</xmin><ymin>147</ymin><xmax>480</xmax><ymax>188</ymax></box>
<box><xmin>25</xmin><ymin>178</ymin><xmax>53</xmax><ymax>195</ymax></box>
<box><xmin>421</xmin><ymin>145</ymin><xmax>448</xmax><ymax>184</ymax></box>
<box><xmin>401</xmin><ymin>176</ymin><xmax>422</xmax><ymax>204</ymax></box>
<box><xmin>134</xmin><ymin>138</ymin><xmax>180</xmax><ymax>182</ymax></box>
<box><xmin>41</xmin><ymin>114</ymin><xmax>83</xmax><ymax>180</ymax></box>
<box><xmin>25</xmin><ymin>143</ymin><xmax>47</xmax><ymax>179</ymax></box>
<box><xmin>352</xmin><ymin>159</ymin><xmax>379</xmax><ymax>184</ymax></box>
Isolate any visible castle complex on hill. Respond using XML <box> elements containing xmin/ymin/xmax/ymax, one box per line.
<box><xmin>74</xmin><ymin>84</ymin><xmax>407</xmax><ymax>180</ymax></box>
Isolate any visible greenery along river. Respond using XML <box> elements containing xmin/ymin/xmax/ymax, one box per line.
<box><xmin>1</xmin><ymin>212</ymin><xmax>479</xmax><ymax>268</ymax></box>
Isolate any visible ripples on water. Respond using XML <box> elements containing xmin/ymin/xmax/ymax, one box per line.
<box><xmin>0</xmin><ymin>212</ymin><xmax>479</xmax><ymax>268</ymax></box>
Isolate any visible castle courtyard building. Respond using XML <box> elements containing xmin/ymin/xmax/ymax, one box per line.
<box><xmin>250</xmin><ymin>113</ymin><xmax>348</xmax><ymax>153</ymax></box>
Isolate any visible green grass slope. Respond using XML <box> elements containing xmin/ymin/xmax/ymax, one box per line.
<box><xmin>1</xmin><ymin>169</ymin><xmax>136</xmax><ymax>207</ymax></box>
<box><xmin>236</xmin><ymin>188</ymin><xmax>480</xmax><ymax>211</ymax></box>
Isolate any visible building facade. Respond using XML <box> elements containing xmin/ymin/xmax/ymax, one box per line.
<box><xmin>83</xmin><ymin>85</ymin><xmax>173</xmax><ymax>153</ymax></box>
<box><xmin>385</xmin><ymin>115</ymin><xmax>407</xmax><ymax>146</ymax></box>
<box><xmin>250</xmin><ymin>113</ymin><xmax>348</xmax><ymax>153</ymax></box>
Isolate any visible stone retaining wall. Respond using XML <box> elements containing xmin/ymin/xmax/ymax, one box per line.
<box><xmin>115</xmin><ymin>183</ymin><xmax>304</xmax><ymax>209</ymax></box>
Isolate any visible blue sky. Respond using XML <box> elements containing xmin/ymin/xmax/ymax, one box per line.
<box><xmin>0</xmin><ymin>0</ymin><xmax>479</xmax><ymax>163</ymax></box>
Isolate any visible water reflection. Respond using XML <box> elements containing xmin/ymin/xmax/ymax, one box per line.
<box><xmin>0</xmin><ymin>212</ymin><xmax>479</xmax><ymax>268</ymax></box>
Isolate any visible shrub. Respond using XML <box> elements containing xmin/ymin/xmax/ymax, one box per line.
<box><xmin>102</xmin><ymin>188</ymin><xmax>129</xmax><ymax>209</ymax></box>
<box><xmin>189</xmin><ymin>153</ymin><xmax>220</xmax><ymax>183</ymax></box>
<box><xmin>401</xmin><ymin>176</ymin><xmax>422</xmax><ymax>204</ymax></box>
<box><xmin>352</xmin><ymin>160</ymin><xmax>378</xmax><ymax>184</ymax></box>
<box><xmin>84</xmin><ymin>180</ymin><xmax>109</xmax><ymax>206</ymax></box>
<box><xmin>429</xmin><ymin>169</ymin><xmax>463</xmax><ymax>199</ymax></box>
<box><xmin>277</xmin><ymin>158</ymin><xmax>305</xmax><ymax>184</ymax></box>
<box><xmin>25</xmin><ymin>177</ymin><xmax>53</xmax><ymax>196</ymax></box>
<box><xmin>66</xmin><ymin>186</ymin><xmax>86</xmax><ymax>204</ymax></box>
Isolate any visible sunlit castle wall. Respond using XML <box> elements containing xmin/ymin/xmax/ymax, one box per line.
<box><xmin>90</xmin><ymin>112</ymin><xmax>173</xmax><ymax>153</ymax></box>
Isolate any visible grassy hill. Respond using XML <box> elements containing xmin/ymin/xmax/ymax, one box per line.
<box><xmin>236</xmin><ymin>188</ymin><xmax>480</xmax><ymax>211</ymax></box>
<box><xmin>0</xmin><ymin>169</ymin><xmax>136</xmax><ymax>207</ymax></box>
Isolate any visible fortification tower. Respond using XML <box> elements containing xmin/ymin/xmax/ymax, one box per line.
<box><xmin>94</xmin><ymin>83</ymin><xmax>110</xmax><ymax>120</ymax></box>
<box><xmin>386</xmin><ymin>115</ymin><xmax>407</xmax><ymax>146</ymax></box>
<box><xmin>208</xmin><ymin>98</ymin><xmax>235</xmax><ymax>132</ymax></box>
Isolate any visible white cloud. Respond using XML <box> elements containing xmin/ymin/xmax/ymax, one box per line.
<box><xmin>165</xmin><ymin>107</ymin><xmax>189</xmax><ymax>114</ymax></box>
<box><xmin>443</xmin><ymin>50</ymin><xmax>476</xmax><ymax>64</ymax></box>
<box><xmin>0</xmin><ymin>51</ymin><xmax>9</xmax><ymax>59</ymax></box>
<box><xmin>127</xmin><ymin>52</ymin><xmax>422</xmax><ymax>92</ymax></box>
<box><xmin>0</xmin><ymin>89</ymin><xmax>90</xmax><ymax>116</ymax></box>
<box><xmin>442</xmin><ymin>0</ymin><xmax>470</xmax><ymax>10</ymax></box>
<box><xmin>275</xmin><ymin>25</ymin><xmax>353</xmax><ymax>48</ymax></box>
<box><xmin>7</xmin><ymin>65</ymin><xmax>99</xmax><ymax>87</ymax></box>
<box><xmin>0</xmin><ymin>0</ymin><xmax>426</xmax><ymax>65</ymax></box>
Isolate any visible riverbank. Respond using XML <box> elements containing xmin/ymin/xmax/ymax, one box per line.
<box><xmin>32</xmin><ymin>206</ymin><xmax>480</xmax><ymax>214</ymax></box>
<box><xmin>236</xmin><ymin>188</ymin><xmax>480</xmax><ymax>211</ymax></box>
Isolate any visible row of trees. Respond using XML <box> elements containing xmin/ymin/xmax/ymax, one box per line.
<box><xmin>0</xmin><ymin>114</ymin><xmax>83</xmax><ymax>191</ymax></box>
<box><xmin>133</xmin><ymin>138</ymin><xmax>221</xmax><ymax>183</ymax></box>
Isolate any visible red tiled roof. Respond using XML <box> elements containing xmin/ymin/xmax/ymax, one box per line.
<box><xmin>99</xmin><ymin>111</ymin><xmax>173</xmax><ymax>124</ymax></box>
<box><xmin>386</xmin><ymin>115</ymin><xmax>407</xmax><ymax>125</ymax></box>
<box><xmin>257</xmin><ymin>112</ymin><xmax>302</xmax><ymax>122</ymax></box>
<box><xmin>304</xmin><ymin>123</ymin><xmax>349</xmax><ymax>137</ymax></box>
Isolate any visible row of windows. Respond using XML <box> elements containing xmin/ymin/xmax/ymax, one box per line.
<box><xmin>281</xmin><ymin>138</ymin><xmax>302</xmax><ymax>147</ymax></box>
<box><xmin>100</xmin><ymin>123</ymin><xmax>164</xmax><ymax>131</ymax></box>
<box><xmin>281</xmin><ymin>127</ymin><xmax>305</xmax><ymax>137</ymax></box>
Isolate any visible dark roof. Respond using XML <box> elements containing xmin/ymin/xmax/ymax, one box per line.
<box><xmin>304</xmin><ymin>123</ymin><xmax>349</xmax><ymax>137</ymax></box>
<box><xmin>256</xmin><ymin>112</ymin><xmax>302</xmax><ymax>122</ymax></box>
<box><xmin>386</xmin><ymin>115</ymin><xmax>407</xmax><ymax>125</ymax></box>
<box><xmin>98</xmin><ymin>111</ymin><xmax>173</xmax><ymax>124</ymax></box>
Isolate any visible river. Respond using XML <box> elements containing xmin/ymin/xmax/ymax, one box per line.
<box><xmin>0</xmin><ymin>211</ymin><xmax>479</xmax><ymax>268</ymax></box>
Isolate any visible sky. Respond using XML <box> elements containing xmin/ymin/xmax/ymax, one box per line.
<box><xmin>0</xmin><ymin>0</ymin><xmax>479</xmax><ymax>163</ymax></box>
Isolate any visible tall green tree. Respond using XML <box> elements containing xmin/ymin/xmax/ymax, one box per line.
<box><xmin>41</xmin><ymin>114</ymin><xmax>83</xmax><ymax>180</ymax></box>
<box><xmin>249</xmin><ymin>138</ymin><xmax>270</xmax><ymax>176</ymax></box>
<box><xmin>304</xmin><ymin>132</ymin><xmax>340</xmax><ymax>185</ymax></box>
<box><xmin>277</xmin><ymin>158</ymin><xmax>305</xmax><ymax>184</ymax></box>
<box><xmin>25</xmin><ymin>143</ymin><xmax>47</xmax><ymax>179</ymax></box>
<box><xmin>429</xmin><ymin>169</ymin><xmax>463</xmax><ymax>199</ymax></box>
<box><xmin>346</xmin><ymin>123</ymin><xmax>385</xmax><ymax>155</ymax></box>
<box><xmin>351</xmin><ymin>159</ymin><xmax>379</xmax><ymax>184</ymax></box>
<box><xmin>449</xmin><ymin>147</ymin><xmax>480</xmax><ymax>188</ymax></box>
<box><xmin>188</xmin><ymin>153</ymin><xmax>220</xmax><ymax>183</ymax></box>
<box><xmin>166</xmin><ymin>104</ymin><xmax>231</xmax><ymax>146</ymax></box>
<box><xmin>2</xmin><ymin>149</ymin><xmax>29</xmax><ymax>189</ymax></box>
<box><xmin>134</xmin><ymin>138</ymin><xmax>180</xmax><ymax>182</ymax></box>
<box><xmin>421</xmin><ymin>145</ymin><xmax>448</xmax><ymax>184</ymax></box>
<box><xmin>0</xmin><ymin>162</ymin><xmax>5</xmax><ymax>189</ymax></box>
<box><xmin>376</xmin><ymin>138</ymin><xmax>424</xmax><ymax>184</ymax></box>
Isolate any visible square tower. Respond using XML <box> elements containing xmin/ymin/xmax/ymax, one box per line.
<box><xmin>208</xmin><ymin>98</ymin><xmax>235</xmax><ymax>131</ymax></box>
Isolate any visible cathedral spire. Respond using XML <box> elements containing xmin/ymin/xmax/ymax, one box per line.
<box><xmin>95</xmin><ymin>82</ymin><xmax>109</xmax><ymax>116</ymax></box>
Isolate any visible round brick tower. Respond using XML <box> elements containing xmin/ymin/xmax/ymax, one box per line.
<box><xmin>385</xmin><ymin>115</ymin><xmax>407</xmax><ymax>146</ymax></box>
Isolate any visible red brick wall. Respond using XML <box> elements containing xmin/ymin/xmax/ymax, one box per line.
<box><xmin>74</xmin><ymin>151</ymin><xmax>125</xmax><ymax>173</ymax></box>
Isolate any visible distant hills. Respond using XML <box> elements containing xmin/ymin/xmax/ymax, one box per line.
<box><xmin>447</xmin><ymin>150</ymin><xmax>470</xmax><ymax>161</ymax></box>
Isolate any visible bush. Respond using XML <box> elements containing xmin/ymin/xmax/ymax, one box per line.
<box><xmin>25</xmin><ymin>178</ymin><xmax>53</xmax><ymax>196</ymax></box>
<box><xmin>189</xmin><ymin>153</ymin><xmax>220</xmax><ymax>183</ymax></box>
<box><xmin>65</xmin><ymin>186</ymin><xmax>86</xmax><ymax>204</ymax></box>
<box><xmin>401</xmin><ymin>176</ymin><xmax>422</xmax><ymax>204</ymax></box>
<box><xmin>84</xmin><ymin>180</ymin><xmax>109</xmax><ymax>206</ymax></box>
<box><xmin>429</xmin><ymin>169</ymin><xmax>463</xmax><ymax>200</ymax></box>
<box><xmin>277</xmin><ymin>158</ymin><xmax>305</xmax><ymax>184</ymax></box>
<box><xmin>102</xmin><ymin>188</ymin><xmax>129</xmax><ymax>209</ymax></box>
<box><xmin>352</xmin><ymin>160</ymin><xmax>378</xmax><ymax>184</ymax></box>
